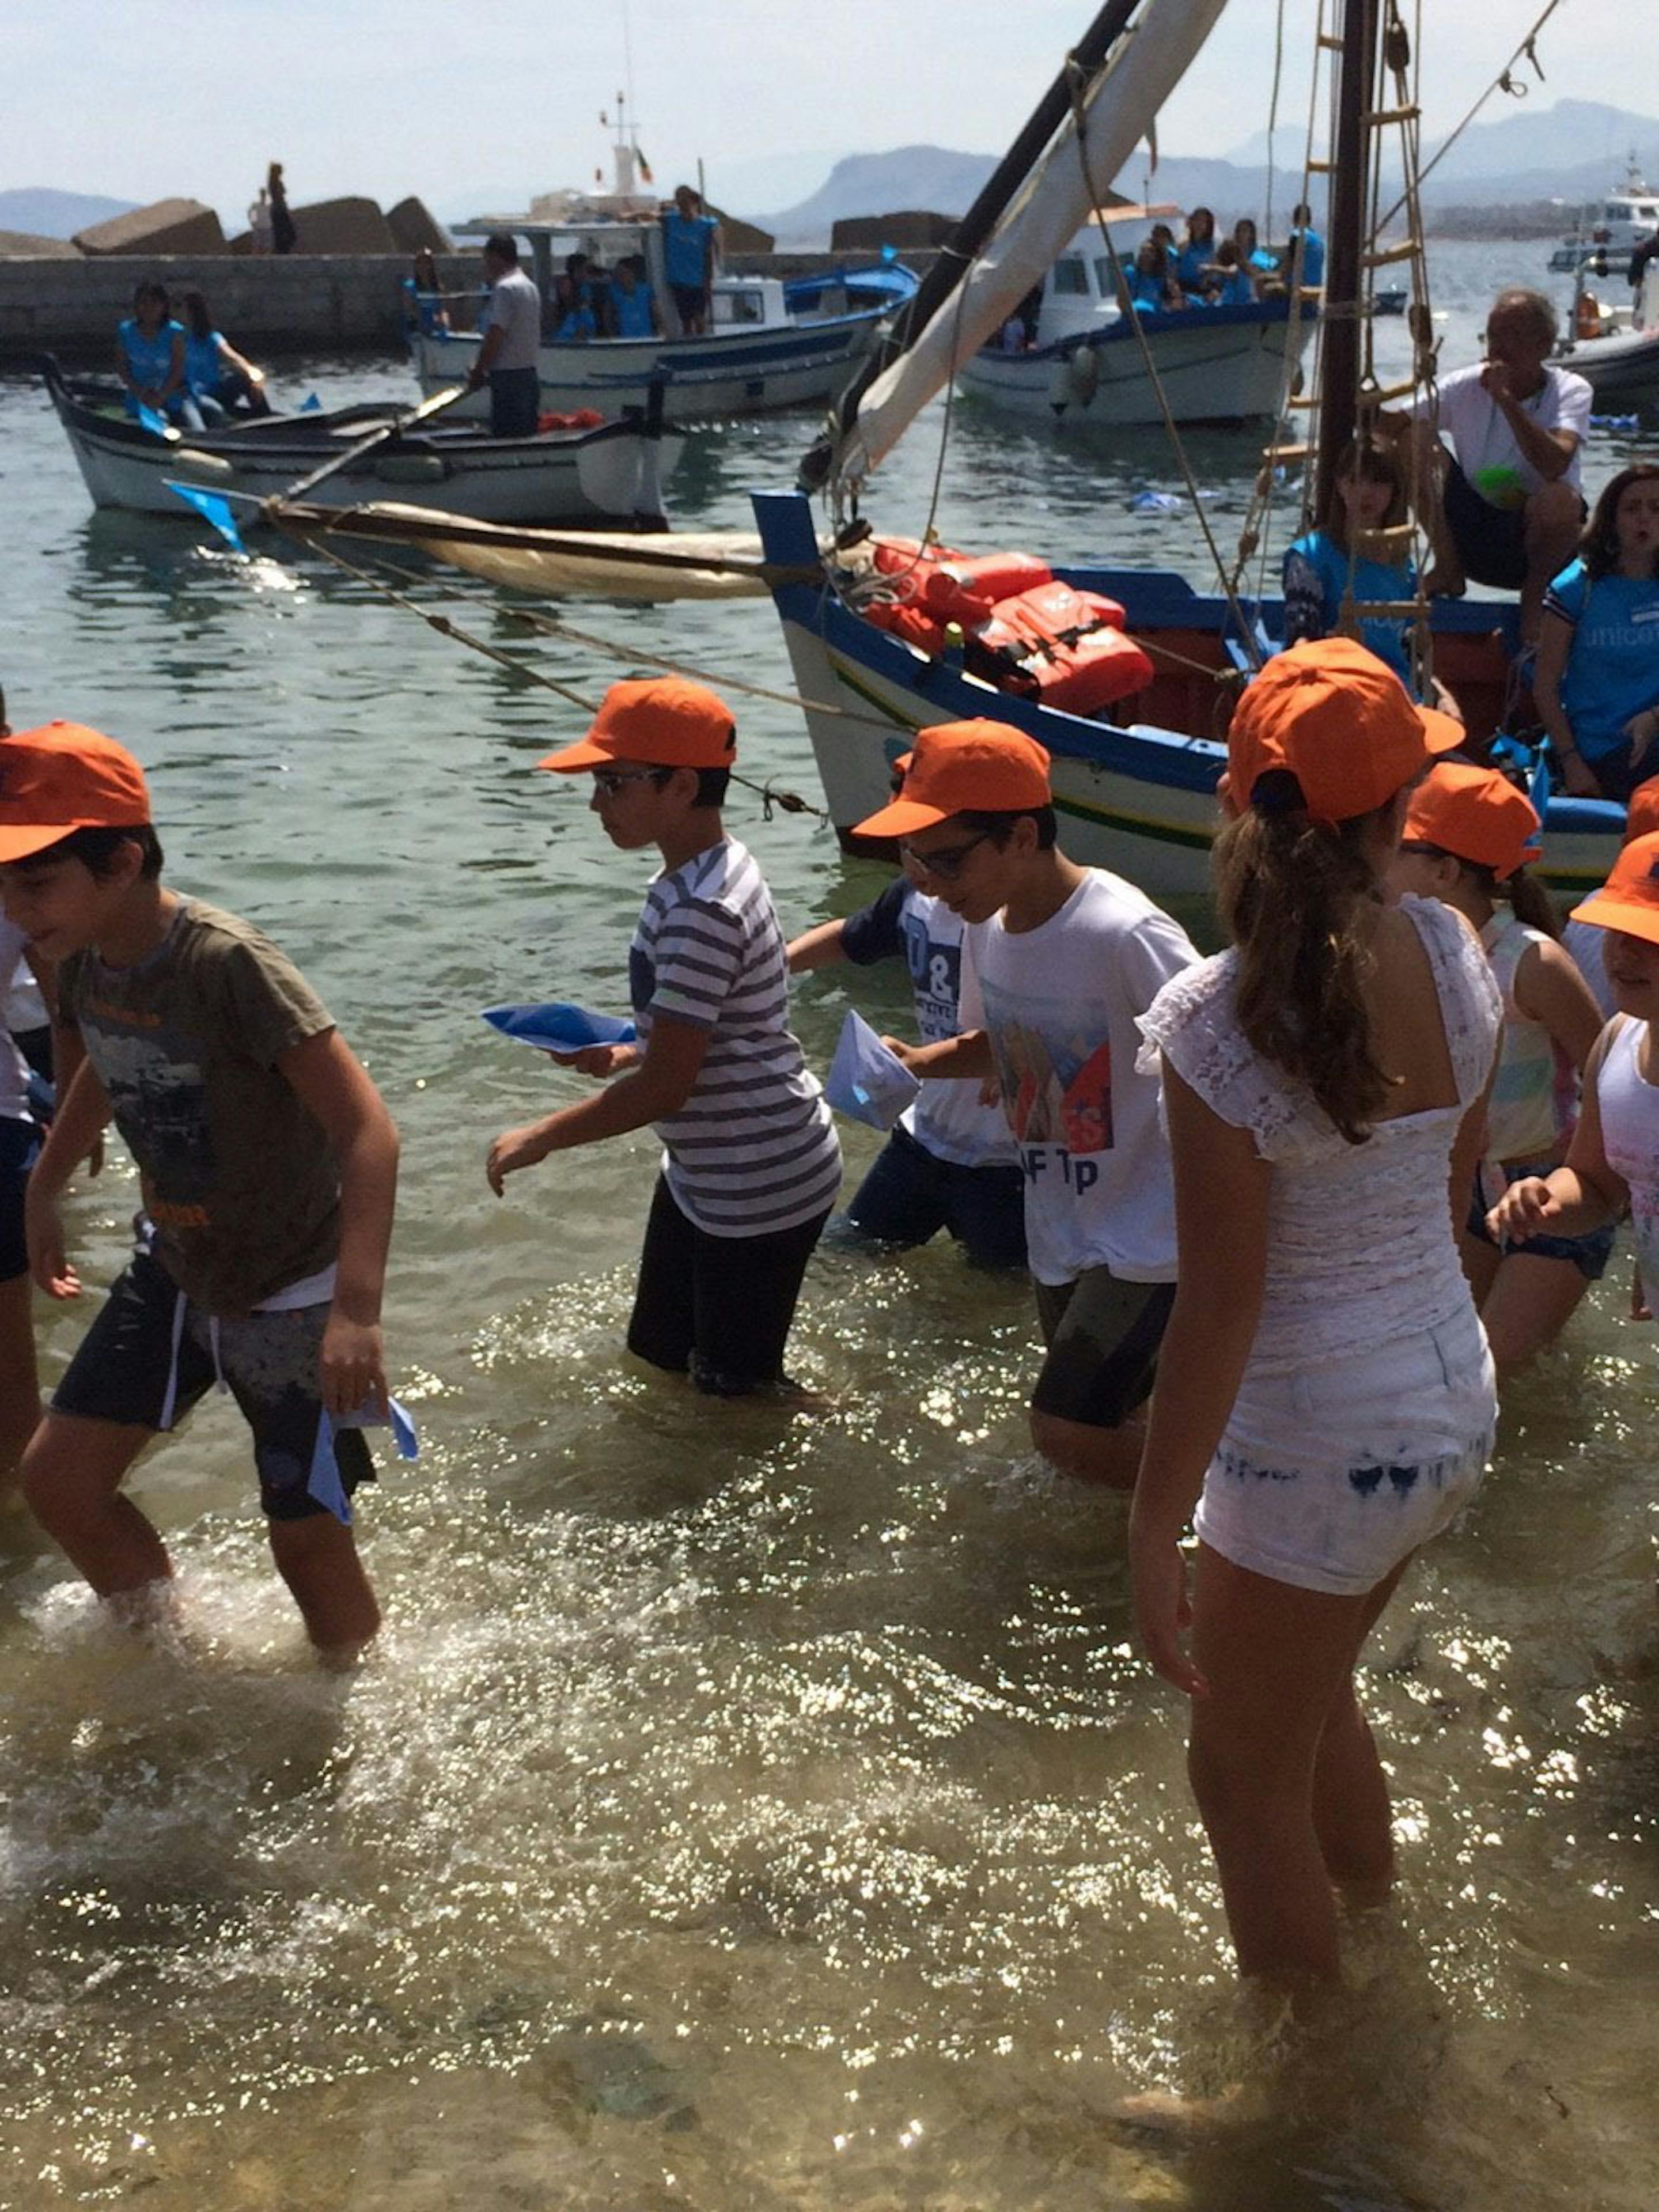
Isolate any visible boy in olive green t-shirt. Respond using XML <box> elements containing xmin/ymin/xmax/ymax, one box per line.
<box><xmin>0</xmin><ymin>722</ymin><xmax>399</xmax><ymax>1660</ymax></box>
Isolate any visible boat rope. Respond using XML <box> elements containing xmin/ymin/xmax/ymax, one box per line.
<box><xmin>1374</xmin><ymin>0</ymin><xmax>1567</xmax><ymax>234</ymax></box>
<box><xmin>287</xmin><ymin>534</ymin><xmax>870</xmax><ymax>824</ymax></box>
<box><xmin>1063</xmin><ymin>53</ymin><xmax>1266</xmax><ymax>668</ymax></box>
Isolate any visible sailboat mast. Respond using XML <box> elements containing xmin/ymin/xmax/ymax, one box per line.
<box><xmin>1315</xmin><ymin>0</ymin><xmax>1381</xmax><ymax>514</ymax></box>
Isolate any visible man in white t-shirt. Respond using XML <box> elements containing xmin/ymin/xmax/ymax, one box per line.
<box><xmin>857</xmin><ymin>719</ymin><xmax>1198</xmax><ymax>1488</ymax></box>
<box><xmin>1393</xmin><ymin>287</ymin><xmax>1590</xmax><ymax>641</ymax></box>
<box><xmin>465</xmin><ymin>233</ymin><xmax>542</xmax><ymax>437</ymax></box>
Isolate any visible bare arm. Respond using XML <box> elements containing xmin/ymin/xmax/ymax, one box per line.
<box><xmin>1532</xmin><ymin>607</ymin><xmax>1600</xmax><ymax>796</ymax></box>
<box><xmin>487</xmin><ymin>1012</ymin><xmax>710</xmax><ymax>1194</ymax></box>
<box><xmin>1488</xmin><ymin>1021</ymin><xmax>1627</xmax><ymax>1243</ymax></box>
<box><xmin>884</xmin><ymin>1029</ymin><xmax>994</xmax><ymax>1080</ymax></box>
<box><xmin>277</xmin><ymin>1028</ymin><xmax>400</xmax><ymax>1416</ymax></box>
<box><xmin>1128</xmin><ymin>1066</ymin><xmax>1271</xmax><ymax>1695</ymax></box>
<box><xmin>1514</xmin><ymin>937</ymin><xmax>1609</xmax><ymax>1074</ymax></box>
<box><xmin>786</xmin><ymin>918</ymin><xmax>849</xmax><ymax>974</ymax></box>
<box><xmin>23</xmin><ymin>1058</ymin><xmax>113</xmax><ymax>1299</ymax></box>
<box><xmin>1484</xmin><ymin>364</ymin><xmax>1578</xmax><ymax>481</ymax></box>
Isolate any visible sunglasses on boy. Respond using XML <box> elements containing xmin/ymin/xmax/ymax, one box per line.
<box><xmin>590</xmin><ymin>766</ymin><xmax>674</xmax><ymax>798</ymax></box>
<box><xmin>899</xmin><ymin>830</ymin><xmax>993</xmax><ymax>884</ymax></box>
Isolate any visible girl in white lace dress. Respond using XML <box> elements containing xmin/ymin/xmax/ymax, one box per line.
<box><xmin>1131</xmin><ymin>637</ymin><xmax>1501</xmax><ymax>1994</ymax></box>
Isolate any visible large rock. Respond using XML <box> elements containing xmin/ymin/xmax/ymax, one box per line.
<box><xmin>283</xmin><ymin>196</ymin><xmax>397</xmax><ymax>254</ymax></box>
<box><xmin>832</xmin><ymin>210</ymin><xmax>957</xmax><ymax>252</ymax></box>
<box><xmin>387</xmin><ymin>196</ymin><xmax>452</xmax><ymax>254</ymax></box>
<box><xmin>709</xmin><ymin>206</ymin><xmax>774</xmax><ymax>255</ymax></box>
<box><xmin>74</xmin><ymin>198</ymin><xmax>227</xmax><ymax>256</ymax></box>
<box><xmin>0</xmin><ymin>230</ymin><xmax>81</xmax><ymax>257</ymax></box>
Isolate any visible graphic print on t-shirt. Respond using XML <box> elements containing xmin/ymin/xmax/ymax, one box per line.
<box><xmin>898</xmin><ymin>909</ymin><xmax>961</xmax><ymax>1046</ymax></box>
<box><xmin>80</xmin><ymin>1011</ymin><xmax>215</xmax><ymax>1207</ymax></box>
<box><xmin>981</xmin><ymin>983</ymin><xmax>1115</xmax><ymax>1156</ymax></box>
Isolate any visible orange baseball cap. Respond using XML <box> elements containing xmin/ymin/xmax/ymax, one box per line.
<box><xmin>1569</xmin><ymin>829</ymin><xmax>1659</xmax><ymax>945</ymax></box>
<box><xmin>1623</xmin><ymin>780</ymin><xmax>1659</xmax><ymax>844</ymax></box>
<box><xmin>0</xmin><ymin>721</ymin><xmax>151</xmax><ymax>862</ymax></box>
<box><xmin>1226</xmin><ymin>637</ymin><xmax>1463</xmax><ymax>827</ymax></box>
<box><xmin>538</xmin><ymin>676</ymin><xmax>736</xmax><ymax>772</ymax></box>
<box><xmin>852</xmin><ymin>719</ymin><xmax>1050</xmax><ymax>838</ymax></box>
<box><xmin>1403</xmin><ymin>760</ymin><xmax>1541</xmax><ymax>880</ymax></box>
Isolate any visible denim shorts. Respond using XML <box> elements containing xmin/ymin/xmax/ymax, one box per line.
<box><xmin>1466</xmin><ymin>1161</ymin><xmax>1616</xmax><ymax>1281</ymax></box>
<box><xmin>0</xmin><ymin>1115</ymin><xmax>40</xmax><ymax>1283</ymax></box>
<box><xmin>52</xmin><ymin>1245</ymin><xmax>373</xmax><ymax>1521</ymax></box>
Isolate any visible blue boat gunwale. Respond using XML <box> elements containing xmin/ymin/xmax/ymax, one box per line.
<box><xmin>975</xmin><ymin>291</ymin><xmax>1316</xmax><ymax>364</ymax></box>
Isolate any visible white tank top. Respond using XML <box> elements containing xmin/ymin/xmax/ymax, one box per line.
<box><xmin>1597</xmin><ymin>1017</ymin><xmax>1659</xmax><ymax>1285</ymax></box>
<box><xmin>1480</xmin><ymin>908</ymin><xmax>1565</xmax><ymax>1163</ymax></box>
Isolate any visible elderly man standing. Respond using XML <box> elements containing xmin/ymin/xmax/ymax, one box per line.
<box><xmin>466</xmin><ymin>233</ymin><xmax>541</xmax><ymax>437</ymax></box>
<box><xmin>1391</xmin><ymin>287</ymin><xmax>1590</xmax><ymax>642</ymax></box>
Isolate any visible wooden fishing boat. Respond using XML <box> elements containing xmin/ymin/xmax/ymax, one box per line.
<box><xmin>40</xmin><ymin>356</ymin><xmax>684</xmax><ymax>529</ymax></box>
<box><xmin>752</xmin><ymin>0</ymin><xmax>1628</xmax><ymax>896</ymax></box>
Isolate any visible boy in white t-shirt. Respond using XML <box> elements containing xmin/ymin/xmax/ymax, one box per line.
<box><xmin>857</xmin><ymin>720</ymin><xmax>1198</xmax><ymax>1488</ymax></box>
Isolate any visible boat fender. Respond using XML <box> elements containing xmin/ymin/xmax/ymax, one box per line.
<box><xmin>372</xmin><ymin>451</ymin><xmax>449</xmax><ymax>484</ymax></box>
<box><xmin>1067</xmin><ymin>346</ymin><xmax>1100</xmax><ymax>406</ymax></box>
<box><xmin>1047</xmin><ymin>358</ymin><xmax>1073</xmax><ymax>415</ymax></box>
<box><xmin>1575</xmin><ymin>294</ymin><xmax>1603</xmax><ymax>340</ymax></box>
<box><xmin>172</xmin><ymin>449</ymin><xmax>235</xmax><ymax>483</ymax></box>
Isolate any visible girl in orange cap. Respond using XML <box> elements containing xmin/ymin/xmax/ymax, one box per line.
<box><xmin>1491</xmin><ymin>829</ymin><xmax>1659</xmax><ymax>1331</ymax></box>
<box><xmin>1131</xmin><ymin>636</ymin><xmax>1501</xmax><ymax>1999</ymax></box>
<box><xmin>1391</xmin><ymin>760</ymin><xmax>1608</xmax><ymax>1367</ymax></box>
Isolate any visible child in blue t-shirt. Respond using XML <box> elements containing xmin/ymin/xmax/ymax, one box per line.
<box><xmin>1535</xmin><ymin>462</ymin><xmax>1659</xmax><ymax>802</ymax></box>
<box><xmin>1282</xmin><ymin>437</ymin><xmax>1421</xmax><ymax>692</ymax></box>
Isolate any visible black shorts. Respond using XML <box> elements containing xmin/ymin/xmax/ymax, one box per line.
<box><xmin>1030</xmin><ymin>1267</ymin><xmax>1176</xmax><ymax>1430</ymax></box>
<box><xmin>0</xmin><ymin>1114</ymin><xmax>39</xmax><ymax>1282</ymax></box>
<box><xmin>626</xmin><ymin>1175</ymin><xmax>830</xmax><ymax>1396</ymax></box>
<box><xmin>1444</xmin><ymin>460</ymin><xmax>1584</xmax><ymax>591</ymax></box>
<box><xmin>52</xmin><ymin>1246</ymin><xmax>373</xmax><ymax>1521</ymax></box>
<box><xmin>670</xmin><ymin>283</ymin><xmax>707</xmax><ymax>324</ymax></box>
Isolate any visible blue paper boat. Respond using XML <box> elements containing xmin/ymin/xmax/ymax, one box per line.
<box><xmin>480</xmin><ymin>1001</ymin><xmax>638</xmax><ymax>1051</ymax></box>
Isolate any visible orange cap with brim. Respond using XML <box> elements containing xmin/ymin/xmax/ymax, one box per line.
<box><xmin>1569</xmin><ymin>828</ymin><xmax>1659</xmax><ymax>945</ymax></box>
<box><xmin>1226</xmin><ymin>637</ymin><xmax>1463</xmax><ymax>827</ymax></box>
<box><xmin>1404</xmin><ymin>760</ymin><xmax>1541</xmax><ymax>880</ymax></box>
<box><xmin>852</xmin><ymin>719</ymin><xmax>1050</xmax><ymax>838</ymax></box>
<box><xmin>0</xmin><ymin>722</ymin><xmax>151</xmax><ymax>863</ymax></box>
<box><xmin>537</xmin><ymin>676</ymin><xmax>736</xmax><ymax>772</ymax></box>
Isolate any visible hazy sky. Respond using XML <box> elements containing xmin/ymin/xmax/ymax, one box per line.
<box><xmin>6</xmin><ymin>0</ymin><xmax>1642</xmax><ymax>224</ymax></box>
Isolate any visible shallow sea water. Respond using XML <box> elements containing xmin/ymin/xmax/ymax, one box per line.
<box><xmin>1</xmin><ymin>238</ymin><xmax>1657</xmax><ymax>2209</ymax></box>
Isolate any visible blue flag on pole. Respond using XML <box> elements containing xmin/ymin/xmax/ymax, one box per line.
<box><xmin>164</xmin><ymin>479</ymin><xmax>248</xmax><ymax>554</ymax></box>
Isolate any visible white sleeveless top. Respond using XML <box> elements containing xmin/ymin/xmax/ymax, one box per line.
<box><xmin>1480</xmin><ymin>908</ymin><xmax>1565</xmax><ymax>1163</ymax></box>
<box><xmin>1138</xmin><ymin>895</ymin><xmax>1501</xmax><ymax>1378</ymax></box>
<box><xmin>1597</xmin><ymin>1017</ymin><xmax>1659</xmax><ymax>1286</ymax></box>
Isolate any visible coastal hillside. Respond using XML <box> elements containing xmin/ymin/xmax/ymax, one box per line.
<box><xmin>0</xmin><ymin>188</ymin><xmax>137</xmax><ymax>239</ymax></box>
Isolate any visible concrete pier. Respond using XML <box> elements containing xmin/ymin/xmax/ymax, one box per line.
<box><xmin>0</xmin><ymin>249</ymin><xmax>936</xmax><ymax>369</ymax></box>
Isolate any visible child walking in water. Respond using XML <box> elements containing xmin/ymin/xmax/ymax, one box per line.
<box><xmin>1490</xmin><ymin>828</ymin><xmax>1659</xmax><ymax>1335</ymax></box>
<box><xmin>1391</xmin><ymin>760</ymin><xmax>1608</xmax><ymax>1366</ymax></box>
<box><xmin>1131</xmin><ymin>637</ymin><xmax>1499</xmax><ymax>1995</ymax></box>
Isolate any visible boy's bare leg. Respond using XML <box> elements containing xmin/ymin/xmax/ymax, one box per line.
<box><xmin>268</xmin><ymin>1512</ymin><xmax>381</xmax><ymax>1659</ymax></box>
<box><xmin>21</xmin><ymin>1409</ymin><xmax>171</xmax><ymax>1593</ymax></box>
<box><xmin>0</xmin><ymin>1274</ymin><xmax>43</xmax><ymax>1500</ymax></box>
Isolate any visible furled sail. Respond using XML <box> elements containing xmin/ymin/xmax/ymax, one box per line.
<box><xmin>831</xmin><ymin>0</ymin><xmax>1229</xmax><ymax>491</ymax></box>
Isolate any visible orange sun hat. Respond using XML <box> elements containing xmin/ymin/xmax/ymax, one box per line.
<box><xmin>0</xmin><ymin>721</ymin><xmax>151</xmax><ymax>863</ymax></box>
<box><xmin>1403</xmin><ymin>760</ymin><xmax>1541</xmax><ymax>880</ymax></box>
<box><xmin>853</xmin><ymin>719</ymin><xmax>1050</xmax><ymax>838</ymax></box>
<box><xmin>1226</xmin><ymin>637</ymin><xmax>1463</xmax><ymax>827</ymax></box>
<box><xmin>538</xmin><ymin>676</ymin><xmax>736</xmax><ymax>773</ymax></box>
<box><xmin>1570</xmin><ymin>828</ymin><xmax>1659</xmax><ymax>946</ymax></box>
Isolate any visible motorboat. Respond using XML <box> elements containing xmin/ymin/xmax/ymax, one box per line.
<box><xmin>1555</xmin><ymin>260</ymin><xmax>1659</xmax><ymax>409</ymax></box>
<box><xmin>956</xmin><ymin>214</ymin><xmax>1317</xmax><ymax>428</ymax></box>
<box><xmin>1547</xmin><ymin>156</ymin><xmax>1659</xmax><ymax>271</ymax></box>
<box><xmin>40</xmin><ymin>356</ymin><xmax>683</xmax><ymax>529</ymax></box>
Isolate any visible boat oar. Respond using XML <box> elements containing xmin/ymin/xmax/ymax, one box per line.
<box><xmin>270</xmin><ymin>383</ymin><xmax>471</xmax><ymax>506</ymax></box>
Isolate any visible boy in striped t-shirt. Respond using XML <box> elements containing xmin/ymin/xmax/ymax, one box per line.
<box><xmin>486</xmin><ymin>677</ymin><xmax>840</xmax><ymax>1396</ymax></box>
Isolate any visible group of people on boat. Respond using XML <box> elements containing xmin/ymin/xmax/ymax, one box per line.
<box><xmin>1125</xmin><ymin>203</ymin><xmax>1323</xmax><ymax>314</ymax></box>
<box><xmin>115</xmin><ymin>280</ymin><xmax>271</xmax><ymax>430</ymax></box>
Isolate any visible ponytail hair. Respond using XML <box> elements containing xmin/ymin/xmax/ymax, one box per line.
<box><xmin>1502</xmin><ymin>862</ymin><xmax>1562</xmax><ymax>938</ymax></box>
<box><xmin>1214</xmin><ymin>798</ymin><xmax>1396</xmax><ymax>1143</ymax></box>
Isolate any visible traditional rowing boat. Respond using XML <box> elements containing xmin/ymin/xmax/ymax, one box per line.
<box><xmin>40</xmin><ymin>356</ymin><xmax>684</xmax><ymax>529</ymax></box>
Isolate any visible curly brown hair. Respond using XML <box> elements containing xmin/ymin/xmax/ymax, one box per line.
<box><xmin>1578</xmin><ymin>462</ymin><xmax>1659</xmax><ymax>582</ymax></box>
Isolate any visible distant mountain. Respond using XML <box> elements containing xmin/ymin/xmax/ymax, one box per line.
<box><xmin>0</xmin><ymin>188</ymin><xmax>137</xmax><ymax>239</ymax></box>
<box><xmin>759</xmin><ymin>101</ymin><xmax>1659</xmax><ymax>245</ymax></box>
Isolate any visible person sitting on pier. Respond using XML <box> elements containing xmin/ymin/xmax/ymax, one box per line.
<box><xmin>465</xmin><ymin>233</ymin><xmax>542</xmax><ymax>436</ymax></box>
<box><xmin>179</xmin><ymin>292</ymin><xmax>271</xmax><ymax>422</ymax></box>
<box><xmin>1388</xmin><ymin>287</ymin><xmax>1590</xmax><ymax>643</ymax></box>
<box><xmin>115</xmin><ymin>282</ymin><xmax>191</xmax><ymax>428</ymax></box>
